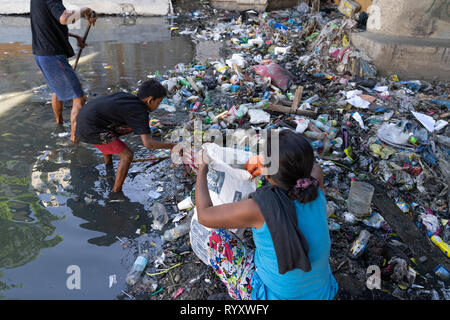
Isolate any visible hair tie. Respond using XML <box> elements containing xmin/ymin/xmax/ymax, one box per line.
<box><xmin>294</xmin><ymin>177</ymin><xmax>318</xmax><ymax>190</ymax></box>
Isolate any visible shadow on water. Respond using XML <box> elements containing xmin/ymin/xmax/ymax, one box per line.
<box><xmin>0</xmin><ymin>15</ymin><xmax>206</xmax><ymax>299</ymax></box>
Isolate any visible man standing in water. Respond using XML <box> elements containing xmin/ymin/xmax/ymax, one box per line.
<box><xmin>75</xmin><ymin>79</ymin><xmax>177</xmax><ymax>193</ymax></box>
<box><xmin>31</xmin><ymin>0</ymin><xmax>97</xmax><ymax>142</ymax></box>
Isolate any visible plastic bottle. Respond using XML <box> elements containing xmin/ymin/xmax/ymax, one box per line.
<box><xmin>428</xmin><ymin>232</ymin><xmax>450</xmax><ymax>258</ymax></box>
<box><xmin>151</xmin><ymin>202</ymin><xmax>168</xmax><ymax>230</ymax></box>
<box><xmin>236</xmin><ymin>105</ymin><xmax>248</xmax><ymax>119</ymax></box>
<box><xmin>434</xmin><ymin>264</ymin><xmax>450</xmax><ymax>281</ymax></box>
<box><xmin>349</xmin><ymin>230</ymin><xmax>371</xmax><ymax>259</ymax></box>
<box><xmin>311</xmin><ymin>140</ymin><xmax>323</xmax><ymax>149</ymax></box>
<box><xmin>207</xmin><ymin>111</ymin><xmax>218</xmax><ymax>123</ymax></box>
<box><xmin>304</xmin><ymin>131</ymin><xmax>326</xmax><ymax>140</ymax></box>
<box><xmin>162</xmin><ymin>222</ymin><xmax>191</xmax><ymax>242</ymax></box>
<box><xmin>126</xmin><ymin>249</ymin><xmax>149</xmax><ymax>286</ymax></box>
<box><xmin>330</xmin><ymin>137</ymin><xmax>343</xmax><ymax>149</ymax></box>
<box><xmin>255</xmin><ymin>99</ymin><xmax>269</xmax><ymax>109</ymax></box>
<box><xmin>314</xmin><ymin>120</ymin><xmax>331</xmax><ymax>134</ymax></box>
<box><xmin>347</xmin><ymin>181</ymin><xmax>375</xmax><ymax>218</ymax></box>
<box><xmin>203</xmin><ymin>91</ymin><xmax>211</xmax><ymax>106</ymax></box>
<box><xmin>328</xmin><ymin>127</ymin><xmax>338</xmax><ymax>139</ymax></box>
<box><xmin>214</xmin><ymin>62</ymin><xmax>228</xmax><ymax>74</ymax></box>
<box><xmin>328</xmin><ymin>219</ymin><xmax>341</xmax><ymax>231</ymax></box>
<box><xmin>178</xmin><ymin>78</ymin><xmax>192</xmax><ymax>89</ymax></box>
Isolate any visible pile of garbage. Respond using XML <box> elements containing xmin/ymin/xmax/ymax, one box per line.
<box><xmin>122</xmin><ymin>2</ymin><xmax>449</xmax><ymax>300</ymax></box>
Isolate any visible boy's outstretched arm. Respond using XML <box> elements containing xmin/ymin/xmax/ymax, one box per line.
<box><xmin>140</xmin><ymin>133</ymin><xmax>175</xmax><ymax>150</ymax></box>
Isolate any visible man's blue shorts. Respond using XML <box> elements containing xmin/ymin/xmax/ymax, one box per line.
<box><xmin>34</xmin><ymin>54</ymin><xmax>84</xmax><ymax>101</ymax></box>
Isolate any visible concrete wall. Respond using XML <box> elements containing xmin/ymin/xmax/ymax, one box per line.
<box><xmin>0</xmin><ymin>0</ymin><xmax>171</xmax><ymax>16</ymax></box>
<box><xmin>351</xmin><ymin>32</ymin><xmax>450</xmax><ymax>81</ymax></box>
<box><xmin>367</xmin><ymin>0</ymin><xmax>450</xmax><ymax>39</ymax></box>
<box><xmin>210</xmin><ymin>0</ymin><xmax>301</xmax><ymax>12</ymax></box>
<box><xmin>351</xmin><ymin>0</ymin><xmax>450</xmax><ymax>80</ymax></box>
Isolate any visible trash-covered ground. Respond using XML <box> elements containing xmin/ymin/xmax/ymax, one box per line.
<box><xmin>118</xmin><ymin>1</ymin><xmax>450</xmax><ymax>300</ymax></box>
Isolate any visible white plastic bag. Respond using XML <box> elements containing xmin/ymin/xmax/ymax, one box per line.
<box><xmin>248</xmin><ymin>109</ymin><xmax>270</xmax><ymax>124</ymax></box>
<box><xmin>190</xmin><ymin>143</ymin><xmax>257</xmax><ymax>265</ymax></box>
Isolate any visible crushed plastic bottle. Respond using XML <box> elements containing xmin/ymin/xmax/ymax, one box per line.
<box><xmin>347</xmin><ymin>181</ymin><xmax>375</xmax><ymax>218</ymax></box>
<box><xmin>151</xmin><ymin>202</ymin><xmax>168</xmax><ymax>230</ymax></box>
<box><xmin>349</xmin><ymin>230</ymin><xmax>371</xmax><ymax>259</ymax></box>
<box><xmin>162</xmin><ymin>222</ymin><xmax>191</xmax><ymax>242</ymax></box>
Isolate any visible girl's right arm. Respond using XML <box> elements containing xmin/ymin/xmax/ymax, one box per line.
<box><xmin>311</xmin><ymin>163</ymin><xmax>325</xmax><ymax>194</ymax></box>
<box><xmin>195</xmin><ymin>155</ymin><xmax>265</xmax><ymax>230</ymax></box>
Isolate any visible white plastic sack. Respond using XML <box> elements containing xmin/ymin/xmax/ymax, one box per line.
<box><xmin>190</xmin><ymin>143</ymin><xmax>257</xmax><ymax>265</ymax></box>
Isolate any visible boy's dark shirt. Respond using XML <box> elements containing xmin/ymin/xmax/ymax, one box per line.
<box><xmin>75</xmin><ymin>92</ymin><xmax>151</xmax><ymax>145</ymax></box>
<box><xmin>31</xmin><ymin>0</ymin><xmax>75</xmax><ymax>57</ymax></box>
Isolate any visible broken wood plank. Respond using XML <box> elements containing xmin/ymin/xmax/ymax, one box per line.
<box><xmin>268</xmin><ymin>104</ymin><xmax>317</xmax><ymax>117</ymax></box>
<box><xmin>369</xmin><ymin>180</ymin><xmax>450</xmax><ymax>272</ymax></box>
<box><xmin>312</xmin><ymin>0</ymin><xmax>320</xmax><ymax>13</ymax></box>
<box><xmin>291</xmin><ymin>86</ymin><xmax>304</xmax><ymax>113</ymax></box>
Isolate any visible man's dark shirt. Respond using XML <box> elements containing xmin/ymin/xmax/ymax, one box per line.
<box><xmin>75</xmin><ymin>92</ymin><xmax>152</xmax><ymax>145</ymax></box>
<box><xmin>31</xmin><ymin>0</ymin><xmax>75</xmax><ymax>57</ymax></box>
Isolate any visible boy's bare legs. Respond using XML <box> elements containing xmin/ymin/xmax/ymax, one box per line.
<box><xmin>103</xmin><ymin>154</ymin><xmax>113</xmax><ymax>165</ymax></box>
<box><xmin>52</xmin><ymin>93</ymin><xmax>64</xmax><ymax>124</ymax></box>
<box><xmin>112</xmin><ymin>147</ymin><xmax>134</xmax><ymax>193</ymax></box>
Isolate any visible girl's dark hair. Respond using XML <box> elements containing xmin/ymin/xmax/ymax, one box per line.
<box><xmin>137</xmin><ymin>79</ymin><xmax>167</xmax><ymax>100</ymax></box>
<box><xmin>265</xmin><ymin>129</ymin><xmax>318</xmax><ymax>203</ymax></box>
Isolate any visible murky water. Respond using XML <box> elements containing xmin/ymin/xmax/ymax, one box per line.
<box><xmin>0</xmin><ymin>16</ymin><xmax>220</xmax><ymax>299</ymax></box>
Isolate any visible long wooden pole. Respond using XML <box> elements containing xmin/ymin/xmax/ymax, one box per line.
<box><xmin>73</xmin><ymin>11</ymin><xmax>96</xmax><ymax>71</ymax></box>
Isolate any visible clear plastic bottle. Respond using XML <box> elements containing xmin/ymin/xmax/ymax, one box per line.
<box><xmin>349</xmin><ymin>230</ymin><xmax>371</xmax><ymax>259</ymax></box>
<box><xmin>314</xmin><ymin>120</ymin><xmax>331</xmax><ymax>134</ymax></box>
<box><xmin>304</xmin><ymin>131</ymin><xmax>326</xmax><ymax>140</ymax></box>
<box><xmin>126</xmin><ymin>249</ymin><xmax>149</xmax><ymax>286</ymax></box>
<box><xmin>347</xmin><ymin>181</ymin><xmax>375</xmax><ymax>218</ymax></box>
<box><xmin>162</xmin><ymin>222</ymin><xmax>191</xmax><ymax>242</ymax></box>
<box><xmin>151</xmin><ymin>202</ymin><xmax>168</xmax><ymax>230</ymax></box>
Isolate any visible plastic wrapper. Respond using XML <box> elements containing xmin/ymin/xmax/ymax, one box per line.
<box><xmin>251</xmin><ymin>62</ymin><xmax>296</xmax><ymax>92</ymax></box>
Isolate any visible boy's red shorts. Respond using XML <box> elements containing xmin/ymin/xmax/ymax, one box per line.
<box><xmin>94</xmin><ymin>138</ymin><xmax>127</xmax><ymax>155</ymax></box>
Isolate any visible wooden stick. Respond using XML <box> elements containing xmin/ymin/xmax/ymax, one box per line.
<box><xmin>132</xmin><ymin>156</ymin><xmax>170</xmax><ymax>163</ymax></box>
<box><xmin>268</xmin><ymin>104</ymin><xmax>317</xmax><ymax>117</ymax></box>
<box><xmin>73</xmin><ymin>11</ymin><xmax>96</xmax><ymax>71</ymax></box>
<box><xmin>291</xmin><ymin>86</ymin><xmax>304</xmax><ymax>113</ymax></box>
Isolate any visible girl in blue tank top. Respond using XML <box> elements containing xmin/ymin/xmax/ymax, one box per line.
<box><xmin>195</xmin><ymin>129</ymin><xmax>338</xmax><ymax>300</ymax></box>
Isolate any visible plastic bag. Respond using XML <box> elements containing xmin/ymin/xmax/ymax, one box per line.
<box><xmin>226</xmin><ymin>53</ymin><xmax>247</xmax><ymax>69</ymax></box>
<box><xmin>248</xmin><ymin>109</ymin><xmax>270</xmax><ymax>124</ymax></box>
<box><xmin>377</xmin><ymin>122</ymin><xmax>411</xmax><ymax>148</ymax></box>
<box><xmin>190</xmin><ymin>143</ymin><xmax>257</xmax><ymax>265</ymax></box>
<box><xmin>251</xmin><ymin>62</ymin><xmax>296</xmax><ymax>92</ymax></box>
<box><xmin>296</xmin><ymin>2</ymin><xmax>311</xmax><ymax>14</ymax></box>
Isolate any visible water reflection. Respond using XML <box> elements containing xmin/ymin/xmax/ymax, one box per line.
<box><xmin>0</xmin><ymin>16</ymin><xmax>195</xmax><ymax>96</ymax></box>
<box><xmin>0</xmin><ymin>15</ymin><xmax>198</xmax><ymax>299</ymax></box>
<box><xmin>66</xmin><ymin>145</ymin><xmax>153</xmax><ymax>246</ymax></box>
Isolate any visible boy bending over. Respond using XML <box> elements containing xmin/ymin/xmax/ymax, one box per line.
<box><xmin>75</xmin><ymin>79</ymin><xmax>176</xmax><ymax>192</ymax></box>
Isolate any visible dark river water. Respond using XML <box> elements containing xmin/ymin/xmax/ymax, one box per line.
<box><xmin>0</xmin><ymin>15</ymin><xmax>220</xmax><ymax>299</ymax></box>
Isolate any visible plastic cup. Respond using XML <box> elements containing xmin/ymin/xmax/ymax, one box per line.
<box><xmin>347</xmin><ymin>181</ymin><xmax>375</xmax><ymax>218</ymax></box>
<box><xmin>177</xmin><ymin>196</ymin><xmax>194</xmax><ymax>211</ymax></box>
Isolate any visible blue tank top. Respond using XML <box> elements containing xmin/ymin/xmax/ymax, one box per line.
<box><xmin>250</xmin><ymin>190</ymin><xmax>338</xmax><ymax>300</ymax></box>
